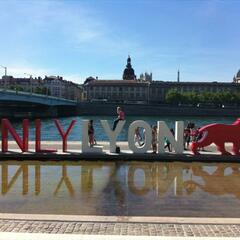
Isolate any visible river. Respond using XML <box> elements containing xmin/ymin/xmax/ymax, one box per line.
<box><xmin>5</xmin><ymin>115</ymin><xmax>236</xmax><ymax>141</ymax></box>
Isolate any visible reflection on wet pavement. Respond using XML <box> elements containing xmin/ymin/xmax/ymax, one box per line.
<box><xmin>0</xmin><ymin>160</ymin><xmax>240</xmax><ymax>217</ymax></box>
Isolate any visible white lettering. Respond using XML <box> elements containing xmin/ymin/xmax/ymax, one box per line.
<box><xmin>101</xmin><ymin>120</ymin><xmax>125</xmax><ymax>153</ymax></box>
<box><xmin>157</xmin><ymin>121</ymin><xmax>184</xmax><ymax>154</ymax></box>
<box><xmin>128</xmin><ymin>120</ymin><xmax>152</xmax><ymax>153</ymax></box>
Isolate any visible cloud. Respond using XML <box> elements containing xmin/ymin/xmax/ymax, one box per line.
<box><xmin>0</xmin><ymin>0</ymin><xmax>105</xmax><ymax>47</ymax></box>
<box><xmin>0</xmin><ymin>0</ymin><xmax>146</xmax><ymax>61</ymax></box>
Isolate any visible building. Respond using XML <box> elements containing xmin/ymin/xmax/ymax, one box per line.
<box><xmin>139</xmin><ymin>72</ymin><xmax>152</xmax><ymax>82</ymax></box>
<box><xmin>42</xmin><ymin>76</ymin><xmax>83</xmax><ymax>100</ymax></box>
<box><xmin>85</xmin><ymin>79</ymin><xmax>149</xmax><ymax>103</ymax></box>
<box><xmin>0</xmin><ymin>75</ymin><xmax>84</xmax><ymax>101</ymax></box>
<box><xmin>122</xmin><ymin>55</ymin><xmax>136</xmax><ymax>80</ymax></box>
<box><xmin>0</xmin><ymin>75</ymin><xmax>43</xmax><ymax>93</ymax></box>
<box><xmin>84</xmin><ymin>56</ymin><xmax>149</xmax><ymax>103</ymax></box>
<box><xmin>149</xmin><ymin>81</ymin><xmax>239</xmax><ymax>103</ymax></box>
<box><xmin>83</xmin><ymin>56</ymin><xmax>240</xmax><ymax>103</ymax></box>
<box><xmin>233</xmin><ymin>70</ymin><xmax>240</xmax><ymax>83</ymax></box>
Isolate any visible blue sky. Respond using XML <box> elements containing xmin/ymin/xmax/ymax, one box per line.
<box><xmin>0</xmin><ymin>0</ymin><xmax>239</xmax><ymax>83</ymax></box>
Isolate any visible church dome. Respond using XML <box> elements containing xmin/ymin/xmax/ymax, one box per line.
<box><xmin>122</xmin><ymin>55</ymin><xmax>136</xmax><ymax>80</ymax></box>
<box><xmin>123</xmin><ymin>67</ymin><xmax>135</xmax><ymax>77</ymax></box>
<box><xmin>237</xmin><ymin>70</ymin><xmax>240</xmax><ymax>78</ymax></box>
<box><xmin>84</xmin><ymin>76</ymin><xmax>96</xmax><ymax>85</ymax></box>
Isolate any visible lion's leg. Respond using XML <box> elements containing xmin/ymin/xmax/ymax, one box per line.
<box><xmin>191</xmin><ymin>138</ymin><xmax>212</xmax><ymax>155</ymax></box>
<box><xmin>232</xmin><ymin>142</ymin><xmax>240</xmax><ymax>155</ymax></box>
<box><xmin>215</xmin><ymin>142</ymin><xmax>231</xmax><ymax>155</ymax></box>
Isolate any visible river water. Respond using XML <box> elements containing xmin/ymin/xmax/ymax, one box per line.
<box><xmin>7</xmin><ymin>115</ymin><xmax>236</xmax><ymax>141</ymax></box>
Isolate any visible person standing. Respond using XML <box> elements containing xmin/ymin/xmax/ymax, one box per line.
<box><xmin>134</xmin><ymin>127</ymin><xmax>144</xmax><ymax>146</ymax></box>
<box><xmin>88</xmin><ymin>120</ymin><xmax>95</xmax><ymax>147</ymax></box>
<box><xmin>152</xmin><ymin>125</ymin><xmax>157</xmax><ymax>153</ymax></box>
<box><xmin>112</xmin><ymin>106</ymin><xmax>125</xmax><ymax>130</ymax></box>
<box><xmin>184</xmin><ymin>127</ymin><xmax>191</xmax><ymax>150</ymax></box>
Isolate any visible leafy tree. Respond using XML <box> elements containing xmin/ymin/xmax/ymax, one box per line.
<box><xmin>183</xmin><ymin>92</ymin><xmax>200</xmax><ymax>104</ymax></box>
<box><xmin>165</xmin><ymin>89</ymin><xmax>182</xmax><ymax>104</ymax></box>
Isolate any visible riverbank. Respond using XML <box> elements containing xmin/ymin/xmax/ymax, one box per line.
<box><xmin>77</xmin><ymin>102</ymin><xmax>240</xmax><ymax>116</ymax></box>
<box><xmin>0</xmin><ymin>141</ymin><xmax>239</xmax><ymax>162</ymax></box>
<box><xmin>1</xmin><ymin>102</ymin><xmax>239</xmax><ymax>118</ymax></box>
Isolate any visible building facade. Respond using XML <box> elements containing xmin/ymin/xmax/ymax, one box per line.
<box><xmin>85</xmin><ymin>79</ymin><xmax>150</xmax><ymax>103</ymax></box>
<box><xmin>0</xmin><ymin>75</ymin><xmax>84</xmax><ymax>101</ymax></box>
<box><xmin>0</xmin><ymin>76</ymin><xmax>43</xmax><ymax>93</ymax></box>
<box><xmin>83</xmin><ymin>57</ymin><xmax>240</xmax><ymax>103</ymax></box>
<box><xmin>233</xmin><ymin>70</ymin><xmax>240</xmax><ymax>83</ymax></box>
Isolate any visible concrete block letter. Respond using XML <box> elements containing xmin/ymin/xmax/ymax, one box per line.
<box><xmin>1</xmin><ymin>118</ymin><xmax>29</xmax><ymax>152</ymax></box>
<box><xmin>101</xmin><ymin>120</ymin><xmax>125</xmax><ymax>153</ymax></box>
<box><xmin>128</xmin><ymin>120</ymin><xmax>151</xmax><ymax>153</ymax></box>
<box><xmin>54</xmin><ymin>119</ymin><xmax>76</xmax><ymax>152</ymax></box>
<box><xmin>35</xmin><ymin>119</ymin><xmax>57</xmax><ymax>153</ymax></box>
<box><xmin>157</xmin><ymin>121</ymin><xmax>184</xmax><ymax>154</ymax></box>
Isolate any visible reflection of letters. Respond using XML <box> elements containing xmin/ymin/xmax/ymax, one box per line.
<box><xmin>81</xmin><ymin>167</ymin><xmax>93</xmax><ymax>192</ymax></box>
<box><xmin>157</xmin><ymin>164</ymin><xmax>183</xmax><ymax>196</ymax></box>
<box><xmin>127</xmin><ymin>163</ymin><xmax>184</xmax><ymax>197</ymax></box>
<box><xmin>128</xmin><ymin>165</ymin><xmax>152</xmax><ymax>196</ymax></box>
<box><xmin>35</xmin><ymin>165</ymin><xmax>40</xmax><ymax>195</ymax></box>
<box><xmin>1</xmin><ymin>164</ymin><xmax>40</xmax><ymax>195</ymax></box>
<box><xmin>2</xmin><ymin>164</ymin><xmax>28</xmax><ymax>195</ymax></box>
<box><xmin>2</xmin><ymin>162</ymin><xmax>239</xmax><ymax>202</ymax></box>
<box><xmin>54</xmin><ymin>165</ymin><xmax>75</xmax><ymax>196</ymax></box>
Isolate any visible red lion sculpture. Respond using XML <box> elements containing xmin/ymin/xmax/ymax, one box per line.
<box><xmin>191</xmin><ymin>118</ymin><xmax>240</xmax><ymax>155</ymax></box>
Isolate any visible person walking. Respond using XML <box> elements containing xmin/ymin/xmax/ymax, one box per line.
<box><xmin>164</xmin><ymin>128</ymin><xmax>174</xmax><ymax>152</ymax></box>
<box><xmin>112</xmin><ymin>106</ymin><xmax>125</xmax><ymax>130</ymax></box>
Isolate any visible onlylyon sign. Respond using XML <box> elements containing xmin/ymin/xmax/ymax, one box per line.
<box><xmin>1</xmin><ymin>119</ymin><xmax>184</xmax><ymax>154</ymax></box>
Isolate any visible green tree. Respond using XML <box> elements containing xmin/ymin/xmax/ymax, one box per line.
<box><xmin>183</xmin><ymin>92</ymin><xmax>200</xmax><ymax>104</ymax></box>
<box><xmin>165</xmin><ymin>89</ymin><xmax>182</xmax><ymax>104</ymax></box>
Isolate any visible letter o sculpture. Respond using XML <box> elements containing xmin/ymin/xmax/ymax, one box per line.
<box><xmin>128</xmin><ymin>120</ymin><xmax>152</xmax><ymax>153</ymax></box>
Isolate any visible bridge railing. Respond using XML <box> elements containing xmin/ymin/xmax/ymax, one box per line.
<box><xmin>0</xmin><ymin>88</ymin><xmax>77</xmax><ymax>103</ymax></box>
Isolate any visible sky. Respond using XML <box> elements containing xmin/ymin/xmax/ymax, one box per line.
<box><xmin>0</xmin><ymin>0</ymin><xmax>239</xmax><ymax>84</ymax></box>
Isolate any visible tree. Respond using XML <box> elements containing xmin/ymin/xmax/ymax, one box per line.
<box><xmin>165</xmin><ymin>89</ymin><xmax>182</xmax><ymax>104</ymax></box>
<box><xmin>183</xmin><ymin>92</ymin><xmax>200</xmax><ymax>104</ymax></box>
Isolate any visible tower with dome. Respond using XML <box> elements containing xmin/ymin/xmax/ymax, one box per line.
<box><xmin>233</xmin><ymin>70</ymin><xmax>240</xmax><ymax>83</ymax></box>
<box><xmin>122</xmin><ymin>55</ymin><xmax>136</xmax><ymax>80</ymax></box>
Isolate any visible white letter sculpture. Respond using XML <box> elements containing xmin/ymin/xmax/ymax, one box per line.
<box><xmin>157</xmin><ymin>121</ymin><xmax>184</xmax><ymax>154</ymax></box>
<box><xmin>101</xmin><ymin>120</ymin><xmax>125</xmax><ymax>153</ymax></box>
<box><xmin>128</xmin><ymin>120</ymin><xmax>152</xmax><ymax>153</ymax></box>
<box><xmin>82</xmin><ymin>120</ymin><xmax>103</xmax><ymax>153</ymax></box>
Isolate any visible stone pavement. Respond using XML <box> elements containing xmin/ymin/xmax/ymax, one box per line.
<box><xmin>0</xmin><ymin>219</ymin><xmax>240</xmax><ymax>237</ymax></box>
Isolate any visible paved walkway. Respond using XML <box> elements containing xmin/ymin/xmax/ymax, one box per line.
<box><xmin>0</xmin><ymin>219</ymin><xmax>240</xmax><ymax>237</ymax></box>
<box><xmin>0</xmin><ymin>141</ymin><xmax>239</xmax><ymax>162</ymax></box>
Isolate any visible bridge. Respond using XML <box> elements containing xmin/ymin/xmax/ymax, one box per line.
<box><xmin>0</xmin><ymin>89</ymin><xmax>77</xmax><ymax>106</ymax></box>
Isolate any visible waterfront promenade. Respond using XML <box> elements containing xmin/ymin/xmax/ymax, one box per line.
<box><xmin>0</xmin><ymin>214</ymin><xmax>240</xmax><ymax>239</ymax></box>
<box><xmin>1</xmin><ymin>142</ymin><xmax>240</xmax><ymax>239</ymax></box>
<box><xmin>0</xmin><ymin>141</ymin><xmax>239</xmax><ymax>162</ymax></box>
